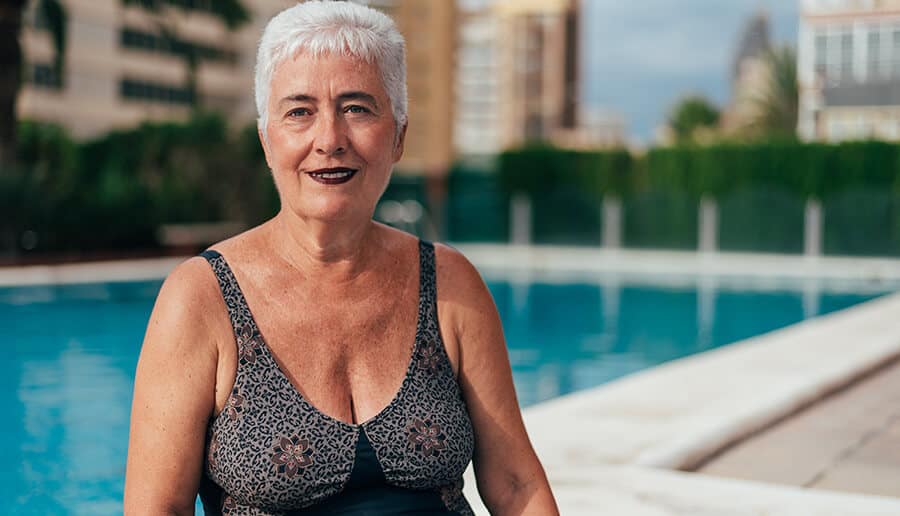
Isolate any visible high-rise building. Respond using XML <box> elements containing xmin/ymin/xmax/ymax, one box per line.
<box><xmin>798</xmin><ymin>0</ymin><xmax>900</xmax><ymax>141</ymax></box>
<box><xmin>447</xmin><ymin>0</ymin><xmax>585</xmax><ymax>154</ymax></box>
<box><xmin>454</xmin><ymin>1</ymin><xmax>502</xmax><ymax>156</ymax></box>
<box><xmin>494</xmin><ymin>0</ymin><xmax>580</xmax><ymax>149</ymax></box>
<box><xmin>18</xmin><ymin>0</ymin><xmax>294</xmax><ymax>138</ymax></box>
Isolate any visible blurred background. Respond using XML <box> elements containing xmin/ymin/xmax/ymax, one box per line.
<box><xmin>3</xmin><ymin>0</ymin><xmax>899</xmax><ymax>260</ymax></box>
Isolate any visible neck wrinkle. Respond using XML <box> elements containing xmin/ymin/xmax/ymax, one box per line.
<box><xmin>269</xmin><ymin>210</ymin><xmax>381</xmax><ymax>284</ymax></box>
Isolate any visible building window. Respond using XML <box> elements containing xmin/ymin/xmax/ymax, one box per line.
<box><xmin>161</xmin><ymin>0</ymin><xmax>212</xmax><ymax>10</ymax></box>
<box><xmin>30</xmin><ymin>63</ymin><xmax>63</xmax><ymax>90</ymax></box>
<box><xmin>819</xmin><ymin>28</ymin><xmax>854</xmax><ymax>84</ymax></box>
<box><xmin>120</xmin><ymin>27</ymin><xmax>238</xmax><ymax>64</ymax></box>
<box><xmin>868</xmin><ymin>30</ymin><xmax>880</xmax><ymax>80</ymax></box>
<box><xmin>814</xmin><ymin>32</ymin><xmax>827</xmax><ymax>76</ymax></box>
<box><xmin>840</xmin><ymin>32</ymin><xmax>853</xmax><ymax>81</ymax></box>
<box><xmin>120</xmin><ymin>78</ymin><xmax>194</xmax><ymax>105</ymax></box>
<box><xmin>525</xmin><ymin>113</ymin><xmax>543</xmax><ymax>141</ymax></box>
<box><xmin>122</xmin><ymin>0</ymin><xmax>220</xmax><ymax>15</ymax></box>
<box><xmin>893</xmin><ymin>29</ymin><xmax>900</xmax><ymax>78</ymax></box>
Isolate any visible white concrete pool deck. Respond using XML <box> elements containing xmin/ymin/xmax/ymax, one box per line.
<box><xmin>5</xmin><ymin>245</ymin><xmax>900</xmax><ymax>514</ymax></box>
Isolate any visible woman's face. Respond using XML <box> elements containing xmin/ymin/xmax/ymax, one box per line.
<box><xmin>261</xmin><ymin>52</ymin><xmax>405</xmax><ymax>223</ymax></box>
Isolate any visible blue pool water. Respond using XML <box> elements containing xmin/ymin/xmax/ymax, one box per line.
<box><xmin>1</xmin><ymin>277</ymin><xmax>891</xmax><ymax>514</ymax></box>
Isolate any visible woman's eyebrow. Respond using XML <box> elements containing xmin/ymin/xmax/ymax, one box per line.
<box><xmin>277</xmin><ymin>92</ymin><xmax>378</xmax><ymax>108</ymax></box>
<box><xmin>278</xmin><ymin>93</ymin><xmax>316</xmax><ymax>107</ymax></box>
<box><xmin>337</xmin><ymin>91</ymin><xmax>378</xmax><ymax>107</ymax></box>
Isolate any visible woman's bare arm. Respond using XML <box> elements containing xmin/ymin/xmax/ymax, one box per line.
<box><xmin>124</xmin><ymin>258</ymin><xmax>223</xmax><ymax>515</ymax></box>
<box><xmin>436</xmin><ymin>245</ymin><xmax>559</xmax><ymax>515</ymax></box>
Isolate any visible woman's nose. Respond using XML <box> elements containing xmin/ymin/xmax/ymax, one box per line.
<box><xmin>314</xmin><ymin>113</ymin><xmax>347</xmax><ymax>156</ymax></box>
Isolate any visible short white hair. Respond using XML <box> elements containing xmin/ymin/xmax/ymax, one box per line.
<box><xmin>254</xmin><ymin>1</ymin><xmax>407</xmax><ymax>139</ymax></box>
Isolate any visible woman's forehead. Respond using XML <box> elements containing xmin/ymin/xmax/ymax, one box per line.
<box><xmin>270</xmin><ymin>52</ymin><xmax>384</xmax><ymax>96</ymax></box>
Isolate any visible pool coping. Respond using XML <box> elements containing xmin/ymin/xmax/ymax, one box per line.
<box><xmin>5</xmin><ymin>245</ymin><xmax>900</xmax><ymax>514</ymax></box>
<box><xmin>5</xmin><ymin>244</ymin><xmax>900</xmax><ymax>287</ymax></box>
<box><xmin>0</xmin><ymin>256</ymin><xmax>185</xmax><ymax>287</ymax></box>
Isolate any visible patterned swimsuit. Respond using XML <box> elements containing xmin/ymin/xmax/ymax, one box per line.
<box><xmin>197</xmin><ymin>241</ymin><xmax>475</xmax><ymax>515</ymax></box>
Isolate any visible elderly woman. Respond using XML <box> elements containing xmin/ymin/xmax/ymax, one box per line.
<box><xmin>124</xmin><ymin>2</ymin><xmax>557</xmax><ymax>515</ymax></box>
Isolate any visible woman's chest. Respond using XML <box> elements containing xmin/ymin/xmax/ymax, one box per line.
<box><xmin>250</xmin><ymin>297</ymin><xmax>419</xmax><ymax>421</ymax></box>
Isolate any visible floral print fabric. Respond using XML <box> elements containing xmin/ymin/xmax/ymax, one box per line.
<box><xmin>198</xmin><ymin>241</ymin><xmax>475</xmax><ymax>515</ymax></box>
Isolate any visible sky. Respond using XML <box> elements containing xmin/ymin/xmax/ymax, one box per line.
<box><xmin>581</xmin><ymin>0</ymin><xmax>799</xmax><ymax>144</ymax></box>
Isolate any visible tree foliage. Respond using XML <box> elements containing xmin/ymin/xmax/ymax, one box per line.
<box><xmin>2</xmin><ymin>114</ymin><xmax>276</xmax><ymax>257</ymax></box>
<box><xmin>38</xmin><ymin>0</ymin><xmax>67</xmax><ymax>81</ymax></box>
<box><xmin>0</xmin><ymin>0</ymin><xmax>66</xmax><ymax>170</ymax></box>
<box><xmin>668</xmin><ymin>95</ymin><xmax>721</xmax><ymax>143</ymax></box>
<box><xmin>748</xmin><ymin>45</ymin><xmax>798</xmax><ymax>137</ymax></box>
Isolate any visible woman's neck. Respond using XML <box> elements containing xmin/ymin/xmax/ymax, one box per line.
<box><xmin>267</xmin><ymin>210</ymin><xmax>382</xmax><ymax>284</ymax></box>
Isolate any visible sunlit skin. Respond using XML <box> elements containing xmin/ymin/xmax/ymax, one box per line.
<box><xmin>260</xmin><ymin>52</ymin><xmax>406</xmax><ymax>256</ymax></box>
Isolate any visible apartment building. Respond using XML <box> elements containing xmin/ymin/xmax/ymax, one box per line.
<box><xmin>454</xmin><ymin>1</ymin><xmax>502</xmax><ymax>156</ymax></box>
<box><xmin>453</xmin><ymin>0</ymin><xmax>584</xmax><ymax>155</ymax></box>
<box><xmin>18</xmin><ymin>0</ymin><xmax>293</xmax><ymax>138</ymax></box>
<box><xmin>798</xmin><ymin>0</ymin><xmax>900</xmax><ymax>141</ymax></box>
<box><xmin>494</xmin><ymin>0</ymin><xmax>580</xmax><ymax>149</ymax></box>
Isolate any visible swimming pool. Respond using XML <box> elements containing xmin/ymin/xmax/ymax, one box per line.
<box><xmin>1</xmin><ymin>276</ymin><xmax>891</xmax><ymax>514</ymax></box>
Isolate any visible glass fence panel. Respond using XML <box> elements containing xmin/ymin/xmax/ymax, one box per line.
<box><xmin>718</xmin><ymin>187</ymin><xmax>805</xmax><ymax>254</ymax></box>
<box><xmin>446</xmin><ymin>173</ymin><xmax>509</xmax><ymax>242</ymax></box>
<box><xmin>824</xmin><ymin>188</ymin><xmax>900</xmax><ymax>257</ymax></box>
<box><xmin>623</xmin><ymin>190</ymin><xmax>697</xmax><ymax>250</ymax></box>
<box><xmin>531</xmin><ymin>187</ymin><xmax>602</xmax><ymax>246</ymax></box>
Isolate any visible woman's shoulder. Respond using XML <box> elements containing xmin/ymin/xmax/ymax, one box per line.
<box><xmin>204</xmin><ymin>222</ymin><xmax>270</xmax><ymax>264</ymax></box>
<box><xmin>432</xmin><ymin>242</ymin><xmax>494</xmax><ymax>317</ymax></box>
<box><xmin>155</xmin><ymin>256</ymin><xmax>226</xmax><ymax>328</ymax></box>
<box><xmin>155</xmin><ymin>224</ymin><xmax>267</xmax><ymax>334</ymax></box>
<box><xmin>432</xmin><ymin>242</ymin><xmax>483</xmax><ymax>287</ymax></box>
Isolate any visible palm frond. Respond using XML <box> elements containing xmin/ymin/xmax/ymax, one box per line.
<box><xmin>37</xmin><ymin>0</ymin><xmax>67</xmax><ymax>83</ymax></box>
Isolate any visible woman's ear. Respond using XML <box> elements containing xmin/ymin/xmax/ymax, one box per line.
<box><xmin>392</xmin><ymin>123</ymin><xmax>408</xmax><ymax>163</ymax></box>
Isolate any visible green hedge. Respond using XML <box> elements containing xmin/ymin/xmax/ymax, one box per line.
<box><xmin>1</xmin><ymin>114</ymin><xmax>277</xmax><ymax>257</ymax></box>
<box><xmin>498</xmin><ymin>144</ymin><xmax>633</xmax><ymax>197</ymax></box>
<box><xmin>497</xmin><ymin>141</ymin><xmax>900</xmax><ymax>200</ymax></box>
<box><xmin>5</xmin><ymin>124</ymin><xmax>900</xmax><ymax>257</ymax></box>
<box><xmin>491</xmin><ymin>140</ymin><xmax>900</xmax><ymax>254</ymax></box>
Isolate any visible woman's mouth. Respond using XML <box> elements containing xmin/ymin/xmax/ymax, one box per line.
<box><xmin>306</xmin><ymin>167</ymin><xmax>358</xmax><ymax>185</ymax></box>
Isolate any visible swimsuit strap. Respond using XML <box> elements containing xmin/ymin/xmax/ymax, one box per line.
<box><xmin>417</xmin><ymin>240</ymin><xmax>437</xmax><ymax>329</ymax></box>
<box><xmin>198</xmin><ymin>249</ymin><xmax>256</xmax><ymax>338</ymax></box>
